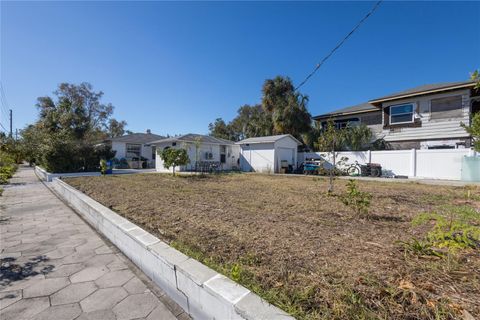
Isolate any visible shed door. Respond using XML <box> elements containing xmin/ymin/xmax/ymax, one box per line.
<box><xmin>276</xmin><ymin>147</ymin><xmax>295</xmax><ymax>172</ymax></box>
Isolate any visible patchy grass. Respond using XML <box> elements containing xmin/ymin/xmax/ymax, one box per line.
<box><xmin>64</xmin><ymin>173</ymin><xmax>480</xmax><ymax>319</ymax></box>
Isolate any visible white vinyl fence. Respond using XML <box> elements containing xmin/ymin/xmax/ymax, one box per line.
<box><xmin>299</xmin><ymin>149</ymin><xmax>478</xmax><ymax>181</ymax></box>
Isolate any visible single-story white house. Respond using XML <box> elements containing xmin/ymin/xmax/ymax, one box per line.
<box><xmin>236</xmin><ymin>134</ymin><xmax>302</xmax><ymax>173</ymax></box>
<box><xmin>152</xmin><ymin>134</ymin><xmax>240</xmax><ymax>173</ymax></box>
<box><xmin>107</xmin><ymin>130</ymin><xmax>165</xmax><ymax>168</ymax></box>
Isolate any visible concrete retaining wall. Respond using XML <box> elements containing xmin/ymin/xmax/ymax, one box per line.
<box><xmin>35</xmin><ymin>166</ymin><xmax>101</xmax><ymax>182</ymax></box>
<box><xmin>48</xmin><ymin>177</ymin><xmax>292</xmax><ymax>320</ymax></box>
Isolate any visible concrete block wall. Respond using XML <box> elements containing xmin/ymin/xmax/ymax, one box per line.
<box><xmin>48</xmin><ymin>178</ymin><xmax>293</xmax><ymax>320</ymax></box>
<box><xmin>35</xmin><ymin>166</ymin><xmax>101</xmax><ymax>182</ymax></box>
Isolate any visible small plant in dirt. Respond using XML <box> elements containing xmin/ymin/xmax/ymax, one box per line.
<box><xmin>230</xmin><ymin>263</ymin><xmax>242</xmax><ymax>282</ymax></box>
<box><xmin>412</xmin><ymin>205</ymin><xmax>480</xmax><ymax>252</ymax></box>
<box><xmin>158</xmin><ymin>148</ymin><xmax>189</xmax><ymax>176</ymax></box>
<box><xmin>399</xmin><ymin>238</ymin><xmax>444</xmax><ymax>258</ymax></box>
<box><xmin>463</xmin><ymin>185</ymin><xmax>480</xmax><ymax>201</ymax></box>
<box><xmin>340</xmin><ymin>180</ymin><xmax>372</xmax><ymax>217</ymax></box>
<box><xmin>100</xmin><ymin>159</ymin><xmax>107</xmax><ymax>176</ymax></box>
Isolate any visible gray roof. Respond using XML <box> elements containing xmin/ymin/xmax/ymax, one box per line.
<box><xmin>312</xmin><ymin>102</ymin><xmax>378</xmax><ymax>120</ymax></box>
<box><xmin>151</xmin><ymin>133</ymin><xmax>235</xmax><ymax>145</ymax></box>
<box><xmin>236</xmin><ymin>134</ymin><xmax>302</xmax><ymax>145</ymax></box>
<box><xmin>313</xmin><ymin>80</ymin><xmax>476</xmax><ymax>119</ymax></box>
<box><xmin>370</xmin><ymin>80</ymin><xmax>476</xmax><ymax>103</ymax></box>
<box><xmin>109</xmin><ymin>133</ymin><xmax>165</xmax><ymax>144</ymax></box>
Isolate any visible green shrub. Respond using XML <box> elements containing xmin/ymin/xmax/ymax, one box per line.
<box><xmin>412</xmin><ymin>205</ymin><xmax>480</xmax><ymax>251</ymax></box>
<box><xmin>0</xmin><ymin>165</ymin><xmax>17</xmax><ymax>184</ymax></box>
<box><xmin>340</xmin><ymin>180</ymin><xmax>372</xmax><ymax>216</ymax></box>
<box><xmin>159</xmin><ymin>148</ymin><xmax>189</xmax><ymax>176</ymax></box>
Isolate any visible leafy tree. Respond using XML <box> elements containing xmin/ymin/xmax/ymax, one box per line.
<box><xmin>208</xmin><ymin>118</ymin><xmax>235</xmax><ymax>140</ymax></box>
<box><xmin>21</xmin><ymin>82</ymin><xmax>121</xmax><ymax>172</ymax></box>
<box><xmin>159</xmin><ymin>148</ymin><xmax>189</xmax><ymax>176</ymax></box>
<box><xmin>343</xmin><ymin>124</ymin><xmax>373</xmax><ymax>151</ymax></box>
<box><xmin>107</xmin><ymin>119</ymin><xmax>127</xmax><ymax>138</ymax></box>
<box><xmin>208</xmin><ymin>105</ymin><xmax>273</xmax><ymax>141</ymax></box>
<box><xmin>463</xmin><ymin>113</ymin><xmax>480</xmax><ymax>151</ymax></box>
<box><xmin>315</xmin><ymin>119</ymin><xmax>348</xmax><ymax>193</ymax></box>
<box><xmin>230</xmin><ymin>104</ymin><xmax>273</xmax><ymax>140</ymax></box>
<box><xmin>471</xmin><ymin>69</ymin><xmax>480</xmax><ymax>90</ymax></box>
<box><xmin>370</xmin><ymin>138</ymin><xmax>392</xmax><ymax>150</ymax></box>
<box><xmin>315</xmin><ymin>120</ymin><xmax>348</xmax><ymax>152</ymax></box>
<box><xmin>19</xmin><ymin>124</ymin><xmax>43</xmax><ymax>165</ymax></box>
<box><xmin>261</xmin><ymin>76</ymin><xmax>311</xmax><ymax>140</ymax></box>
<box><xmin>461</xmin><ymin>70</ymin><xmax>480</xmax><ymax>151</ymax></box>
<box><xmin>208</xmin><ymin>76</ymin><xmax>312</xmax><ymax>142</ymax></box>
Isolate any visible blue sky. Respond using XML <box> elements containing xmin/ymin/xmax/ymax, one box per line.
<box><xmin>1</xmin><ymin>1</ymin><xmax>479</xmax><ymax>136</ymax></box>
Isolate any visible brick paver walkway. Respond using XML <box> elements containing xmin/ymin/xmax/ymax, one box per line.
<box><xmin>0</xmin><ymin>166</ymin><xmax>189</xmax><ymax>320</ymax></box>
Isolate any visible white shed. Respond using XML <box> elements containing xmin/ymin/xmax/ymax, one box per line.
<box><xmin>236</xmin><ymin>134</ymin><xmax>302</xmax><ymax>173</ymax></box>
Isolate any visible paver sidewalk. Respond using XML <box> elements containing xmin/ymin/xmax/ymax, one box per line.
<box><xmin>0</xmin><ymin>166</ymin><xmax>189</xmax><ymax>320</ymax></box>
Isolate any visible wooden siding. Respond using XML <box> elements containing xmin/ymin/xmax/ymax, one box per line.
<box><xmin>380</xmin><ymin>89</ymin><xmax>470</xmax><ymax>142</ymax></box>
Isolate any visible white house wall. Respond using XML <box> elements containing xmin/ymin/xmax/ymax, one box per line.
<box><xmin>381</xmin><ymin>89</ymin><xmax>470</xmax><ymax>142</ymax></box>
<box><xmin>141</xmin><ymin>144</ymin><xmax>156</xmax><ymax>161</ymax></box>
<box><xmin>112</xmin><ymin>142</ymin><xmax>126</xmax><ymax>159</ymax></box>
<box><xmin>155</xmin><ymin>141</ymin><xmax>239</xmax><ymax>172</ymax></box>
<box><xmin>240</xmin><ymin>143</ymin><xmax>275</xmax><ymax>173</ymax></box>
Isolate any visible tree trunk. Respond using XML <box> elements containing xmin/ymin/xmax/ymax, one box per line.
<box><xmin>328</xmin><ymin>137</ymin><xmax>336</xmax><ymax>194</ymax></box>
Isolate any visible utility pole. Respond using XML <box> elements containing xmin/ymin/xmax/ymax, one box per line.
<box><xmin>15</xmin><ymin>128</ymin><xmax>18</xmax><ymax>140</ymax></box>
<box><xmin>9</xmin><ymin>109</ymin><xmax>12</xmax><ymax>138</ymax></box>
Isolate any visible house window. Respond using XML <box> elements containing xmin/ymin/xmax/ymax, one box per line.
<box><xmin>337</xmin><ymin>118</ymin><xmax>359</xmax><ymax>129</ymax></box>
<box><xmin>126</xmin><ymin>144</ymin><xmax>141</xmax><ymax>158</ymax></box>
<box><xmin>205</xmin><ymin>152</ymin><xmax>213</xmax><ymax>160</ymax></box>
<box><xmin>390</xmin><ymin>104</ymin><xmax>414</xmax><ymax>124</ymax></box>
<box><xmin>321</xmin><ymin>118</ymin><xmax>360</xmax><ymax>130</ymax></box>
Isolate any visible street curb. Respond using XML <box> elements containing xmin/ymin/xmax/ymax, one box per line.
<box><xmin>47</xmin><ymin>177</ymin><xmax>293</xmax><ymax>320</ymax></box>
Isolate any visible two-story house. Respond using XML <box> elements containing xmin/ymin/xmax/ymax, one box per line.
<box><xmin>313</xmin><ymin>80</ymin><xmax>479</xmax><ymax>149</ymax></box>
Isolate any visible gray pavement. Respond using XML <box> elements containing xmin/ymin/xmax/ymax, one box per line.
<box><xmin>0</xmin><ymin>166</ymin><xmax>189</xmax><ymax>320</ymax></box>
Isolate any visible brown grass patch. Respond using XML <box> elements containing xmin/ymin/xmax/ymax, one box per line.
<box><xmin>64</xmin><ymin>173</ymin><xmax>480</xmax><ymax>319</ymax></box>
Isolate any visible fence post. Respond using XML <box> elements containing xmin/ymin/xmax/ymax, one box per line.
<box><xmin>410</xmin><ymin>148</ymin><xmax>417</xmax><ymax>177</ymax></box>
<box><xmin>367</xmin><ymin>150</ymin><xmax>372</xmax><ymax>163</ymax></box>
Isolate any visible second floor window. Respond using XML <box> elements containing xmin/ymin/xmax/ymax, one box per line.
<box><xmin>390</xmin><ymin>104</ymin><xmax>414</xmax><ymax>124</ymax></box>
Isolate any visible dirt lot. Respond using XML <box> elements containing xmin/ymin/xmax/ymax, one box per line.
<box><xmin>64</xmin><ymin>173</ymin><xmax>480</xmax><ymax>320</ymax></box>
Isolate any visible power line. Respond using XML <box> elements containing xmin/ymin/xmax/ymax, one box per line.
<box><xmin>0</xmin><ymin>82</ymin><xmax>12</xmax><ymax>134</ymax></box>
<box><xmin>0</xmin><ymin>82</ymin><xmax>10</xmax><ymax>110</ymax></box>
<box><xmin>0</xmin><ymin>83</ymin><xmax>11</xmax><ymax>122</ymax></box>
<box><xmin>295</xmin><ymin>0</ymin><xmax>383</xmax><ymax>91</ymax></box>
<box><xmin>0</xmin><ymin>121</ymin><xmax>7</xmax><ymax>132</ymax></box>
